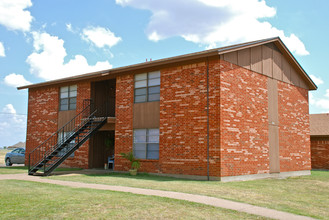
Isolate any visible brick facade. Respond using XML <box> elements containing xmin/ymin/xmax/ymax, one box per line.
<box><xmin>311</xmin><ymin>137</ymin><xmax>329</xmax><ymax>169</ymax></box>
<box><xmin>114</xmin><ymin>58</ymin><xmax>311</xmax><ymax>178</ymax></box>
<box><xmin>61</xmin><ymin>82</ymin><xmax>91</xmax><ymax>169</ymax></box>
<box><xmin>25</xmin><ymin>82</ymin><xmax>91</xmax><ymax>169</ymax></box>
<box><xmin>278</xmin><ymin>82</ymin><xmax>311</xmax><ymax>172</ymax></box>
<box><xmin>24</xmin><ymin>42</ymin><xmax>313</xmax><ymax>179</ymax></box>
<box><xmin>207</xmin><ymin>59</ymin><xmax>222</xmax><ymax>176</ymax></box>
<box><xmin>115</xmin><ymin>60</ymin><xmax>222</xmax><ymax>177</ymax></box>
<box><xmin>159</xmin><ymin>61</ymin><xmax>209</xmax><ymax>176</ymax></box>
<box><xmin>114</xmin><ymin>74</ymin><xmax>134</xmax><ymax>171</ymax></box>
<box><xmin>219</xmin><ymin>60</ymin><xmax>270</xmax><ymax>177</ymax></box>
<box><xmin>25</xmin><ymin>86</ymin><xmax>59</xmax><ymax>164</ymax></box>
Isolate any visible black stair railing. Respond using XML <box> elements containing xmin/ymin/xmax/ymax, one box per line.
<box><xmin>40</xmin><ymin>117</ymin><xmax>106</xmax><ymax>175</ymax></box>
<box><xmin>28</xmin><ymin>99</ymin><xmax>95</xmax><ymax>174</ymax></box>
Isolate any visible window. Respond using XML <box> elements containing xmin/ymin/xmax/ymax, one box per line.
<box><xmin>60</xmin><ymin>85</ymin><xmax>77</xmax><ymax>111</ymax></box>
<box><xmin>134</xmin><ymin>71</ymin><xmax>160</xmax><ymax>103</ymax></box>
<box><xmin>57</xmin><ymin>132</ymin><xmax>75</xmax><ymax>157</ymax></box>
<box><xmin>133</xmin><ymin>128</ymin><xmax>159</xmax><ymax>159</ymax></box>
<box><xmin>12</xmin><ymin>149</ymin><xmax>19</xmax><ymax>153</ymax></box>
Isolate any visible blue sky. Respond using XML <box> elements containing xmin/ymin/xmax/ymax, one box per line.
<box><xmin>0</xmin><ymin>0</ymin><xmax>328</xmax><ymax>147</ymax></box>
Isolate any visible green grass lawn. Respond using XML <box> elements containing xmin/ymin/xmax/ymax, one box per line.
<box><xmin>0</xmin><ymin>166</ymin><xmax>82</xmax><ymax>174</ymax></box>
<box><xmin>0</xmin><ymin>180</ymin><xmax>267</xmax><ymax>220</ymax></box>
<box><xmin>0</xmin><ymin>166</ymin><xmax>27</xmax><ymax>174</ymax></box>
<box><xmin>2</xmin><ymin>166</ymin><xmax>328</xmax><ymax>219</ymax></box>
<box><xmin>47</xmin><ymin>171</ymin><xmax>329</xmax><ymax>219</ymax></box>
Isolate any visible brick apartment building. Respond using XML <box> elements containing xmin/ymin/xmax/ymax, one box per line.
<box><xmin>19</xmin><ymin>37</ymin><xmax>317</xmax><ymax>181</ymax></box>
<box><xmin>310</xmin><ymin>114</ymin><xmax>329</xmax><ymax>170</ymax></box>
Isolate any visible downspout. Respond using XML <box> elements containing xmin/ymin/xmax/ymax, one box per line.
<box><xmin>206</xmin><ymin>58</ymin><xmax>210</xmax><ymax>181</ymax></box>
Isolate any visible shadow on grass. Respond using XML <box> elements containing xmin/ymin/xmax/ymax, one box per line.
<box><xmin>51</xmin><ymin>170</ymin><xmax>205</xmax><ymax>183</ymax></box>
<box><xmin>54</xmin><ymin>167</ymin><xmax>83</xmax><ymax>172</ymax></box>
<box><xmin>0</xmin><ymin>166</ymin><xmax>84</xmax><ymax>175</ymax></box>
<box><xmin>49</xmin><ymin>169</ymin><xmax>329</xmax><ymax>185</ymax></box>
<box><xmin>0</xmin><ymin>166</ymin><xmax>27</xmax><ymax>170</ymax></box>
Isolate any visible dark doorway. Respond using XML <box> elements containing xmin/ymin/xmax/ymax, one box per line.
<box><xmin>89</xmin><ymin>131</ymin><xmax>115</xmax><ymax>169</ymax></box>
<box><xmin>91</xmin><ymin>79</ymin><xmax>116</xmax><ymax>117</ymax></box>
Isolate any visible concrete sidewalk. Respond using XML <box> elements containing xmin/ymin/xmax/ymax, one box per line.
<box><xmin>0</xmin><ymin>173</ymin><xmax>314</xmax><ymax>220</ymax></box>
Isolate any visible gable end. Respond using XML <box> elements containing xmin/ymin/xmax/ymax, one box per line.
<box><xmin>220</xmin><ymin>42</ymin><xmax>311</xmax><ymax>90</ymax></box>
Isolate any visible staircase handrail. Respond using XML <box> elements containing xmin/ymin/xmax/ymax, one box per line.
<box><xmin>28</xmin><ymin>99</ymin><xmax>94</xmax><ymax>171</ymax></box>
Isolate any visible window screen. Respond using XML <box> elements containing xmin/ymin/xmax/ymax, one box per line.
<box><xmin>57</xmin><ymin>132</ymin><xmax>75</xmax><ymax>157</ymax></box>
<box><xmin>133</xmin><ymin>128</ymin><xmax>159</xmax><ymax>159</ymax></box>
<box><xmin>134</xmin><ymin>71</ymin><xmax>160</xmax><ymax>103</ymax></box>
<box><xmin>60</xmin><ymin>85</ymin><xmax>77</xmax><ymax>111</ymax></box>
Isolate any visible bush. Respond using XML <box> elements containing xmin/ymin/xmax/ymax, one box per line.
<box><xmin>120</xmin><ymin>151</ymin><xmax>140</xmax><ymax>171</ymax></box>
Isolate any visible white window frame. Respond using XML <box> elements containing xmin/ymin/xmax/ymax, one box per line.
<box><xmin>133</xmin><ymin>128</ymin><xmax>159</xmax><ymax>159</ymax></box>
<box><xmin>134</xmin><ymin>71</ymin><xmax>160</xmax><ymax>103</ymax></box>
<box><xmin>60</xmin><ymin>85</ymin><xmax>77</xmax><ymax>111</ymax></box>
<box><xmin>57</xmin><ymin>132</ymin><xmax>75</xmax><ymax>157</ymax></box>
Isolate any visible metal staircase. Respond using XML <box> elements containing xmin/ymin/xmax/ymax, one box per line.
<box><xmin>28</xmin><ymin>100</ymin><xmax>107</xmax><ymax>176</ymax></box>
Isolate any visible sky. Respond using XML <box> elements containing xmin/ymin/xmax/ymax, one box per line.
<box><xmin>0</xmin><ymin>0</ymin><xmax>328</xmax><ymax>147</ymax></box>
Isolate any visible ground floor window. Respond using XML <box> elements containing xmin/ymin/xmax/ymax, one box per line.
<box><xmin>57</xmin><ymin>132</ymin><xmax>75</xmax><ymax>157</ymax></box>
<box><xmin>133</xmin><ymin>128</ymin><xmax>159</xmax><ymax>159</ymax></box>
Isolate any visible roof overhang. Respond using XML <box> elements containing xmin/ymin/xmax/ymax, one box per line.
<box><xmin>18</xmin><ymin>37</ymin><xmax>317</xmax><ymax>90</ymax></box>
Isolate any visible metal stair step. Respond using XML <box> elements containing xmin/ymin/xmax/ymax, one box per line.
<box><xmin>28</xmin><ymin>113</ymin><xmax>107</xmax><ymax>176</ymax></box>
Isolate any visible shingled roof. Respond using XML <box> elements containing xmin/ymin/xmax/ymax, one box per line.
<box><xmin>310</xmin><ymin>114</ymin><xmax>329</xmax><ymax>136</ymax></box>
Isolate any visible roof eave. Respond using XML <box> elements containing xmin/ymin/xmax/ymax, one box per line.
<box><xmin>274</xmin><ymin>39</ymin><xmax>317</xmax><ymax>90</ymax></box>
<box><xmin>17</xmin><ymin>50</ymin><xmax>219</xmax><ymax>90</ymax></box>
<box><xmin>17</xmin><ymin>37</ymin><xmax>317</xmax><ymax>91</ymax></box>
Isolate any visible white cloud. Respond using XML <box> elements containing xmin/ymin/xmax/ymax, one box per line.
<box><xmin>0</xmin><ymin>0</ymin><xmax>33</xmax><ymax>32</ymax></box>
<box><xmin>311</xmin><ymin>90</ymin><xmax>329</xmax><ymax>112</ymax></box>
<box><xmin>65</xmin><ymin>23</ymin><xmax>78</xmax><ymax>33</ymax></box>
<box><xmin>66</xmin><ymin>23</ymin><xmax>73</xmax><ymax>32</ymax></box>
<box><xmin>325</xmin><ymin>89</ymin><xmax>329</xmax><ymax>98</ymax></box>
<box><xmin>309</xmin><ymin>93</ymin><xmax>315</xmax><ymax>105</ymax></box>
<box><xmin>314</xmin><ymin>99</ymin><xmax>329</xmax><ymax>110</ymax></box>
<box><xmin>3</xmin><ymin>104</ymin><xmax>16</xmax><ymax>115</ymax></box>
<box><xmin>116</xmin><ymin>0</ymin><xmax>309</xmax><ymax>56</ymax></box>
<box><xmin>0</xmin><ymin>104</ymin><xmax>26</xmax><ymax>146</ymax></box>
<box><xmin>309</xmin><ymin>74</ymin><xmax>323</xmax><ymax>86</ymax></box>
<box><xmin>4</xmin><ymin>73</ymin><xmax>31</xmax><ymax>87</ymax></box>
<box><xmin>0</xmin><ymin>42</ymin><xmax>5</xmax><ymax>57</ymax></box>
<box><xmin>82</xmin><ymin>26</ymin><xmax>122</xmax><ymax>48</ymax></box>
<box><xmin>26</xmin><ymin>31</ymin><xmax>112</xmax><ymax>81</ymax></box>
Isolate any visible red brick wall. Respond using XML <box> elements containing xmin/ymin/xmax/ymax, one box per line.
<box><xmin>25</xmin><ymin>59</ymin><xmax>311</xmax><ymax>178</ymax></box>
<box><xmin>208</xmin><ymin>59</ymin><xmax>222</xmax><ymax>176</ymax></box>
<box><xmin>311</xmin><ymin>137</ymin><xmax>329</xmax><ymax>169</ymax></box>
<box><xmin>61</xmin><ymin>81</ymin><xmax>91</xmax><ymax>169</ymax></box>
<box><xmin>114</xmin><ymin>60</ymin><xmax>222</xmax><ymax>176</ymax></box>
<box><xmin>25</xmin><ymin>86</ymin><xmax>59</xmax><ymax>165</ymax></box>
<box><xmin>159</xmin><ymin>61</ymin><xmax>209</xmax><ymax>176</ymax></box>
<box><xmin>114</xmin><ymin>59</ymin><xmax>311</xmax><ymax>177</ymax></box>
<box><xmin>114</xmin><ymin>74</ymin><xmax>134</xmax><ymax>171</ymax></box>
<box><xmin>25</xmin><ymin>82</ymin><xmax>91</xmax><ymax>169</ymax></box>
<box><xmin>278</xmin><ymin>82</ymin><xmax>311</xmax><ymax>172</ymax></box>
<box><xmin>219</xmin><ymin>60</ymin><xmax>270</xmax><ymax>177</ymax></box>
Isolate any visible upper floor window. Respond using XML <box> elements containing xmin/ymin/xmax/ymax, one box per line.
<box><xmin>60</xmin><ymin>85</ymin><xmax>77</xmax><ymax>111</ymax></box>
<box><xmin>134</xmin><ymin>71</ymin><xmax>160</xmax><ymax>103</ymax></box>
